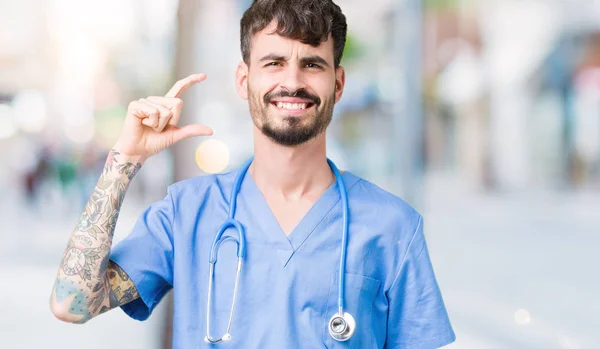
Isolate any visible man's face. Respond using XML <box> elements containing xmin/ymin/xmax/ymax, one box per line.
<box><xmin>237</xmin><ymin>21</ymin><xmax>345</xmax><ymax>146</ymax></box>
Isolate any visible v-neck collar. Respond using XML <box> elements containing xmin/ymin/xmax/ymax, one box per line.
<box><xmin>238</xmin><ymin>168</ymin><xmax>357</xmax><ymax>267</ymax></box>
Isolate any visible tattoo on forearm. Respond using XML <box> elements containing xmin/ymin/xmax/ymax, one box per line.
<box><xmin>61</xmin><ymin>243</ymin><xmax>109</xmax><ymax>280</ymax></box>
<box><xmin>54</xmin><ymin>279</ymin><xmax>92</xmax><ymax>323</ymax></box>
<box><xmin>107</xmin><ymin>261</ymin><xmax>138</xmax><ymax>305</ymax></box>
<box><xmin>106</xmin><ymin>149</ymin><xmax>142</xmax><ymax>180</ymax></box>
<box><xmin>53</xmin><ymin>149</ymin><xmax>142</xmax><ymax>322</ymax></box>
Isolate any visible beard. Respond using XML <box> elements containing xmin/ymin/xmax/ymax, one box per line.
<box><xmin>248</xmin><ymin>85</ymin><xmax>335</xmax><ymax>147</ymax></box>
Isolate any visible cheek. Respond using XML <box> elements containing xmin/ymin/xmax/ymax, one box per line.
<box><xmin>310</xmin><ymin>76</ymin><xmax>336</xmax><ymax>96</ymax></box>
<box><xmin>249</xmin><ymin>70</ymin><xmax>279</xmax><ymax>91</ymax></box>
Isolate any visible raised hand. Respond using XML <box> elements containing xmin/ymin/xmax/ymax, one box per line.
<box><xmin>113</xmin><ymin>73</ymin><xmax>213</xmax><ymax>161</ymax></box>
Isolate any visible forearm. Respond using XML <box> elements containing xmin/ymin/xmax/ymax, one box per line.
<box><xmin>50</xmin><ymin>149</ymin><xmax>143</xmax><ymax>323</ymax></box>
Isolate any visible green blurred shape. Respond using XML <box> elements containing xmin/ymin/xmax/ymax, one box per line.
<box><xmin>424</xmin><ymin>0</ymin><xmax>468</xmax><ymax>11</ymax></box>
<box><xmin>341</xmin><ymin>32</ymin><xmax>362</xmax><ymax>64</ymax></box>
<box><xmin>95</xmin><ymin>105</ymin><xmax>127</xmax><ymax>147</ymax></box>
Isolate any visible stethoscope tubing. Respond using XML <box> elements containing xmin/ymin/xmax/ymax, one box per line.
<box><xmin>205</xmin><ymin>157</ymin><xmax>353</xmax><ymax>343</ymax></box>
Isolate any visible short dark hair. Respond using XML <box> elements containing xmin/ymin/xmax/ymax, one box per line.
<box><xmin>240</xmin><ymin>0</ymin><xmax>347</xmax><ymax>68</ymax></box>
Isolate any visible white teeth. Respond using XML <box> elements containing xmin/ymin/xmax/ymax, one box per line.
<box><xmin>276</xmin><ymin>102</ymin><xmax>307</xmax><ymax>110</ymax></box>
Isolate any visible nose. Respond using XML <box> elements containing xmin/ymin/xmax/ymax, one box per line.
<box><xmin>279</xmin><ymin>63</ymin><xmax>306</xmax><ymax>92</ymax></box>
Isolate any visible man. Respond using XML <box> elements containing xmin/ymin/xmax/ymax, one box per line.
<box><xmin>50</xmin><ymin>0</ymin><xmax>456</xmax><ymax>348</ymax></box>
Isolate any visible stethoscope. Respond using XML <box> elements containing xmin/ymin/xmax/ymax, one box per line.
<box><xmin>204</xmin><ymin>157</ymin><xmax>355</xmax><ymax>344</ymax></box>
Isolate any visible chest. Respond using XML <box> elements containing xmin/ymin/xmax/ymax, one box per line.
<box><xmin>172</xmin><ymin>239</ymin><xmax>385</xmax><ymax>349</ymax></box>
<box><xmin>170</xmin><ymin>192</ymin><xmax>390</xmax><ymax>347</ymax></box>
<box><xmin>265</xmin><ymin>197</ymin><xmax>314</xmax><ymax>236</ymax></box>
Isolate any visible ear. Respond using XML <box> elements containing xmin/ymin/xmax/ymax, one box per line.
<box><xmin>236</xmin><ymin>61</ymin><xmax>249</xmax><ymax>100</ymax></box>
<box><xmin>334</xmin><ymin>66</ymin><xmax>345</xmax><ymax>103</ymax></box>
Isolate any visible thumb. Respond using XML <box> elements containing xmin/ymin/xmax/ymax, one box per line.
<box><xmin>171</xmin><ymin>124</ymin><xmax>214</xmax><ymax>143</ymax></box>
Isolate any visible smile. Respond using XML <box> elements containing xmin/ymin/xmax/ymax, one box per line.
<box><xmin>271</xmin><ymin>101</ymin><xmax>315</xmax><ymax>111</ymax></box>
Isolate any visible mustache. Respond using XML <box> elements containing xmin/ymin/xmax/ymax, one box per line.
<box><xmin>264</xmin><ymin>89</ymin><xmax>321</xmax><ymax>106</ymax></box>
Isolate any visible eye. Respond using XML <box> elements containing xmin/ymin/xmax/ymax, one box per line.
<box><xmin>265</xmin><ymin>62</ymin><xmax>282</xmax><ymax>67</ymax></box>
<box><xmin>305</xmin><ymin>63</ymin><xmax>322</xmax><ymax>69</ymax></box>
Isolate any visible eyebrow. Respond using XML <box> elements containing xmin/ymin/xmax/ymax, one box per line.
<box><xmin>258</xmin><ymin>54</ymin><xmax>331</xmax><ymax>68</ymax></box>
<box><xmin>258</xmin><ymin>54</ymin><xmax>287</xmax><ymax>62</ymax></box>
<box><xmin>301</xmin><ymin>55</ymin><xmax>330</xmax><ymax>68</ymax></box>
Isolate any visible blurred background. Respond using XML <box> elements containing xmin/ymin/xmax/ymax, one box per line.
<box><xmin>0</xmin><ymin>0</ymin><xmax>599</xmax><ymax>348</ymax></box>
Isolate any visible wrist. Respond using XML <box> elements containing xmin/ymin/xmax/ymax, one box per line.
<box><xmin>110</xmin><ymin>144</ymin><xmax>148</xmax><ymax>163</ymax></box>
<box><xmin>104</xmin><ymin>149</ymin><xmax>144</xmax><ymax>181</ymax></box>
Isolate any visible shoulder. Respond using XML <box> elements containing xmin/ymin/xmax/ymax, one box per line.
<box><xmin>346</xmin><ymin>172</ymin><xmax>422</xmax><ymax>232</ymax></box>
<box><xmin>157</xmin><ymin>171</ymin><xmax>239</xmax><ymax>228</ymax></box>
<box><xmin>156</xmin><ymin>171</ymin><xmax>239</xmax><ymax>215</ymax></box>
<box><xmin>344</xmin><ymin>173</ymin><xmax>424</xmax><ymax>287</ymax></box>
<box><xmin>166</xmin><ymin>170</ymin><xmax>237</xmax><ymax>199</ymax></box>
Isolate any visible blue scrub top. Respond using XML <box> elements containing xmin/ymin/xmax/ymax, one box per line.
<box><xmin>110</xmin><ymin>166</ymin><xmax>456</xmax><ymax>348</ymax></box>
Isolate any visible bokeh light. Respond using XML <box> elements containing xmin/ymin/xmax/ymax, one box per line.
<box><xmin>64</xmin><ymin>121</ymin><xmax>95</xmax><ymax>144</ymax></box>
<box><xmin>0</xmin><ymin>104</ymin><xmax>18</xmax><ymax>139</ymax></box>
<box><xmin>195</xmin><ymin>139</ymin><xmax>230</xmax><ymax>174</ymax></box>
<box><xmin>514</xmin><ymin>308</ymin><xmax>532</xmax><ymax>325</ymax></box>
<box><xmin>12</xmin><ymin>90</ymin><xmax>47</xmax><ymax>133</ymax></box>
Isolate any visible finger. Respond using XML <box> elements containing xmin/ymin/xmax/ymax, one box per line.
<box><xmin>171</xmin><ymin>124</ymin><xmax>213</xmax><ymax>144</ymax></box>
<box><xmin>147</xmin><ymin>96</ymin><xmax>183</xmax><ymax>125</ymax></box>
<box><xmin>140</xmin><ymin>102</ymin><xmax>159</xmax><ymax>128</ymax></box>
<box><xmin>146</xmin><ymin>96</ymin><xmax>182</xmax><ymax>110</ymax></box>
<box><xmin>165</xmin><ymin>73</ymin><xmax>206</xmax><ymax>98</ymax></box>
<box><xmin>141</xmin><ymin>117</ymin><xmax>157</xmax><ymax>128</ymax></box>
<box><xmin>130</xmin><ymin>100</ymin><xmax>159</xmax><ymax>128</ymax></box>
<box><xmin>143</xmin><ymin>99</ymin><xmax>172</xmax><ymax>132</ymax></box>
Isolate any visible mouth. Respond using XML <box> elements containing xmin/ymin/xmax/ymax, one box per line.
<box><xmin>270</xmin><ymin>101</ymin><xmax>315</xmax><ymax>112</ymax></box>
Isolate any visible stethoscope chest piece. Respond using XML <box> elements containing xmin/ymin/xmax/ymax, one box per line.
<box><xmin>328</xmin><ymin>312</ymin><xmax>356</xmax><ymax>341</ymax></box>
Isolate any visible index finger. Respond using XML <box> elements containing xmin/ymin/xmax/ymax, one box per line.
<box><xmin>165</xmin><ymin>73</ymin><xmax>206</xmax><ymax>98</ymax></box>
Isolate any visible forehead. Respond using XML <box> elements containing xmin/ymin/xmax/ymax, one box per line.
<box><xmin>250</xmin><ymin>21</ymin><xmax>334</xmax><ymax>62</ymax></box>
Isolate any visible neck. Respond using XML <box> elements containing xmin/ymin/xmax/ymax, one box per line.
<box><xmin>249</xmin><ymin>126</ymin><xmax>334</xmax><ymax>201</ymax></box>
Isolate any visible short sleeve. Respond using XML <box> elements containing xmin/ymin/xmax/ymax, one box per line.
<box><xmin>385</xmin><ymin>215</ymin><xmax>456</xmax><ymax>349</ymax></box>
<box><xmin>109</xmin><ymin>187</ymin><xmax>175</xmax><ymax>321</ymax></box>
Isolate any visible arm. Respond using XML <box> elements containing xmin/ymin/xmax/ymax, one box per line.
<box><xmin>385</xmin><ymin>215</ymin><xmax>455</xmax><ymax>349</ymax></box>
<box><xmin>50</xmin><ymin>150</ymin><xmax>143</xmax><ymax>323</ymax></box>
<box><xmin>49</xmin><ymin>73</ymin><xmax>213</xmax><ymax>323</ymax></box>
